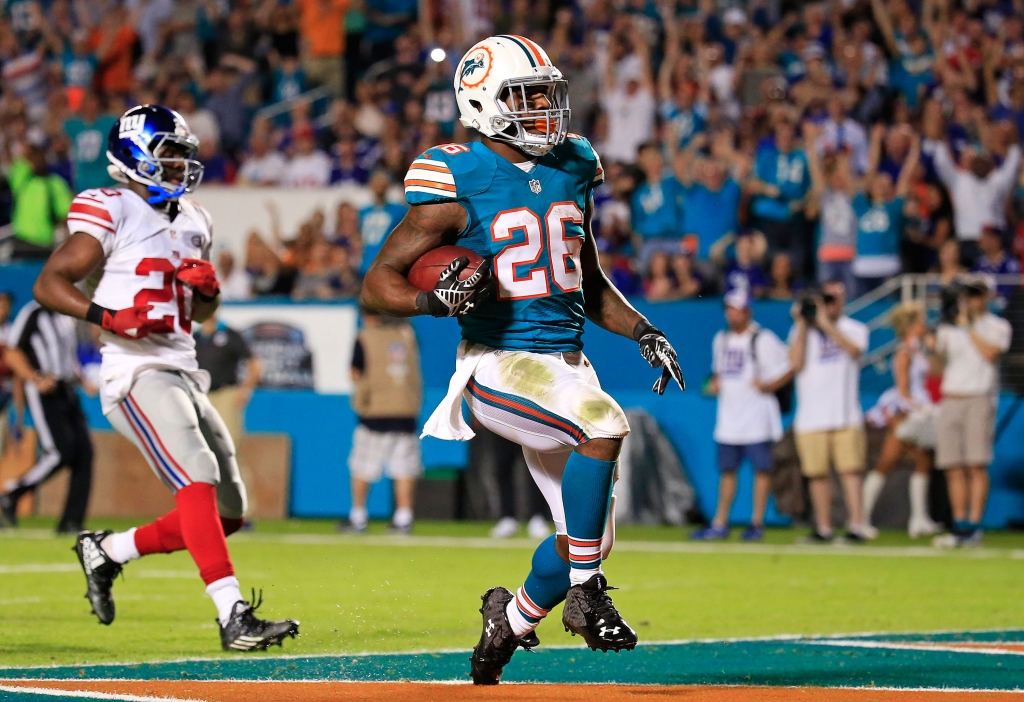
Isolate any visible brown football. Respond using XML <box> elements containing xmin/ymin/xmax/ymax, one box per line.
<box><xmin>407</xmin><ymin>245</ymin><xmax>486</xmax><ymax>292</ymax></box>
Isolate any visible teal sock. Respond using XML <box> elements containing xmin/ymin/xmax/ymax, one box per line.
<box><xmin>560</xmin><ymin>451</ymin><xmax>615</xmax><ymax>585</ymax></box>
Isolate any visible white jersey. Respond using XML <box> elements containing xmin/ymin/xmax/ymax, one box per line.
<box><xmin>68</xmin><ymin>187</ymin><xmax>213</xmax><ymax>413</ymax></box>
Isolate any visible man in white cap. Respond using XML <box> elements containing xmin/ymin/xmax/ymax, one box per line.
<box><xmin>693</xmin><ymin>288</ymin><xmax>792</xmax><ymax>541</ymax></box>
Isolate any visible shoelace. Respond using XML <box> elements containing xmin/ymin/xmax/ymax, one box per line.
<box><xmin>587</xmin><ymin>586</ymin><xmax>621</xmax><ymax>625</ymax></box>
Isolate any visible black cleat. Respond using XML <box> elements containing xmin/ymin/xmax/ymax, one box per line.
<box><xmin>73</xmin><ymin>530</ymin><xmax>121</xmax><ymax>625</ymax></box>
<box><xmin>562</xmin><ymin>574</ymin><xmax>637</xmax><ymax>652</ymax></box>
<box><xmin>219</xmin><ymin>593</ymin><xmax>300</xmax><ymax>651</ymax></box>
<box><xmin>0</xmin><ymin>493</ymin><xmax>17</xmax><ymax>527</ymax></box>
<box><xmin>469</xmin><ymin>586</ymin><xmax>539</xmax><ymax>685</ymax></box>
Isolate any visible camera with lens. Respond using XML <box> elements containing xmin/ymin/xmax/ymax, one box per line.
<box><xmin>940</xmin><ymin>284</ymin><xmax>961</xmax><ymax>325</ymax></box>
<box><xmin>799</xmin><ymin>294</ymin><xmax>817</xmax><ymax>324</ymax></box>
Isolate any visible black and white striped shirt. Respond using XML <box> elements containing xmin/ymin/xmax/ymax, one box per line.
<box><xmin>6</xmin><ymin>301</ymin><xmax>79</xmax><ymax>381</ymax></box>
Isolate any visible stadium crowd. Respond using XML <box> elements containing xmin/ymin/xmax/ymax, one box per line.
<box><xmin>1</xmin><ymin>0</ymin><xmax>1024</xmax><ymax>301</ymax></box>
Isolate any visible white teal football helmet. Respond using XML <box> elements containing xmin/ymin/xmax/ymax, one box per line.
<box><xmin>454</xmin><ymin>35</ymin><xmax>570</xmax><ymax>157</ymax></box>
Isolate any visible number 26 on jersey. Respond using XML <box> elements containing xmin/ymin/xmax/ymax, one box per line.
<box><xmin>490</xmin><ymin>202</ymin><xmax>583</xmax><ymax>301</ymax></box>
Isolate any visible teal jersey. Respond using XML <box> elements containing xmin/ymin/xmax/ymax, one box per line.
<box><xmin>404</xmin><ymin>137</ymin><xmax>604</xmax><ymax>353</ymax></box>
<box><xmin>64</xmin><ymin>116</ymin><xmax>118</xmax><ymax>192</ymax></box>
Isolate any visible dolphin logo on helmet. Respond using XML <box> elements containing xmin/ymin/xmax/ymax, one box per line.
<box><xmin>453</xmin><ymin>36</ymin><xmax>571</xmax><ymax>157</ymax></box>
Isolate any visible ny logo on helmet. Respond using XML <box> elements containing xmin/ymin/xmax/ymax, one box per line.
<box><xmin>119</xmin><ymin>114</ymin><xmax>146</xmax><ymax>139</ymax></box>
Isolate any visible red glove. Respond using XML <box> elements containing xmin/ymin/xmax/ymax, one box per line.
<box><xmin>99</xmin><ymin>304</ymin><xmax>156</xmax><ymax>340</ymax></box>
<box><xmin>176</xmin><ymin>258</ymin><xmax>220</xmax><ymax>298</ymax></box>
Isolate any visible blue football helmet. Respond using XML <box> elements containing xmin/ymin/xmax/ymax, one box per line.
<box><xmin>106</xmin><ymin>104</ymin><xmax>204</xmax><ymax>205</ymax></box>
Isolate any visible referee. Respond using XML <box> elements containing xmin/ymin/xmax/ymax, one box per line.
<box><xmin>0</xmin><ymin>300</ymin><xmax>93</xmax><ymax>533</ymax></box>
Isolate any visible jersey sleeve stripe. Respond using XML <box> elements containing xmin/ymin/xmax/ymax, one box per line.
<box><xmin>411</xmin><ymin>158</ymin><xmax>451</xmax><ymax>170</ymax></box>
<box><xmin>408</xmin><ymin>162</ymin><xmax>452</xmax><ymax>174</ymax></box>
<box><xmin>405</xmin><ymin>179</ymin><xmax>457</xmax><ymax>192</ymax></box>
<box><xmin>69</xmin><ymin>202</ymin><xmax>113</xmax><ymax>223</ymax></box>
<box><xmin>405</xmin><ymin>168</ymin><xmax>456</xmax><ymax>185</ymax></box>
<box><xmin>405</xmin><ymin>185</ymin><xmax>457</xmax><ymax>199</ymax></box>
<box><xmin>67</xmin><ymin>215</ymin><xmax>116</xmax><ymax>234</ymax></box>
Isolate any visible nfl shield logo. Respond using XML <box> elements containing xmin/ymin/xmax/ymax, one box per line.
<box><xmin>529</xmin><ymin>179</ymin><xmax>542</xmax><ymax>194</ymax></box>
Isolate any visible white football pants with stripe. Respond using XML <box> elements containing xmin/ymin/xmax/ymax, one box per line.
<box><xmin>104</xmin><ymin>370</ymin><xmax>247</xmax><ymax>519</ymax></box>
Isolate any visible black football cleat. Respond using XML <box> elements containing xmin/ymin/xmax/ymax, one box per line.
<box><xmin>562</xmin><ymin>573</ymin><xmax>638</xmax><ymax>652</ymax></box>
<box><xmin>73</xmin><ymin>530</ymin><xmax>122</xmax><ymax>625</ymax></box>
<box><xmin>0</xmin><ymin>493</ymin><xmax>18</xmax><ymax>527</ymax></box>
<box><xmin>469</xmin><ymin>586</ymin><xmax>539</xmax><ymax>685</ymax></box>
<box><xmin>219</xmin><ymin>593</ymin><xmax>300</xmax><ymax>652</ymax></box>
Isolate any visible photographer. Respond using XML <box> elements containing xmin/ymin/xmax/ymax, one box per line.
<box><xmin>789</xmin><ymin>281</ymin><xmax>871</xmax><ymax>542</ymax></box>
<box><xmin>932</xmin><ymin>280</ymin><xmax>1012</xmax><ymax>547</ymax></box>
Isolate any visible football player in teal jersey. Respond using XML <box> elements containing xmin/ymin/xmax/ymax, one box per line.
<box><xmin>361</xmin><ymin>35</ymin><xmax>685</xmax><ymax>685</ymax></box>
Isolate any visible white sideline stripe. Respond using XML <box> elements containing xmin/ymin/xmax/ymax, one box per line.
<box><xmin>804</xmin><ymin>639</ymin><xmax>1024</xmax><ymax>656</ymax></box>
<box><xmin>0</xmin><ymin>684</ymin><xmax>203</xmax><ymax>701</ymax></box>
<box><xmin>225</xmin><ymin>532</ymin><xmax>1024</xmax><ymax>560</ymax></box>
<box><xmin>0</xmin><ymin>564</ymin><xmax>78</xmax><ymax>574</ymax></box>
<box><xmin>3</xmin><ymin>628</ymin><xmax>1021</xmax><ymax>671</ymax></box>
<box><xmin>1</xmin><ymin>681</ymin><xmax>1021</xmax><ymax>693</ymax></box>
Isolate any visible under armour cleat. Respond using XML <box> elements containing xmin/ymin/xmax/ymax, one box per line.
<box><xmin>219</xmin><ymin>593</ymin><xmax>300</xmax><ymax>651</ymax></box>
<box><xmin>562</xmin><ymin>574</ymin><xmax>637</xmax><ymax>652</ymax></box>
<box><xmin>469</xmin><ymin>586</ymin><xmax>539</xmax><ymax>685</ymax></box>
<box><xmin>73</xmin><ymin>530</ymin><xmax>121</xmax><ymax>625</ymax></box>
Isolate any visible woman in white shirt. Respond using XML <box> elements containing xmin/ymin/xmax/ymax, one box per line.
<box><xmin>862</xmin><ymin>303</ymin><xmax>942</xmax><ymax>539</ymax></box>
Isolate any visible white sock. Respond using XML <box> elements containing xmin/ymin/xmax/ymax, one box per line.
<box><xmin>392</xmin><ymin>507</ymin><xmax>413</xmax><ymax>528</ymax></box>
<box><xmin>909</xmin><ymin>473</ymin><xmax>930</xmax><ymax>523</ymax></box>
<box><xmin>505</xmin><ymin>598</ymin><xmax>536</xmax><ymax>638</ymax></box>
<box><xmin>862</xmin><ymin>470</ymin><xmax>886</xmax><ymax>527</ymax></box>
<box><xmin>569</xmin><ymin>567</ymin><xmax>601</xmax><ymax>586</ymax></box>
<box><xmin>206</xmin><ymin>576</ymin><xmax>244</xmax><ymax>627</ymax></box>
<box><xmin>349</xmin><ymin>506</ymin><xmax>368</xmax><ymax>529</ymax></box>
<box><xmin>101</xmin><ymin>528</ymin><xmax>140</xmax><ymax>564</ymax></box>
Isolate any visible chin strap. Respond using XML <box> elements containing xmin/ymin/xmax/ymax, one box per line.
<box><xmin>146</xmin><ymin>183</ymin><xmax>186</xmax><ymax>205</ymax></box>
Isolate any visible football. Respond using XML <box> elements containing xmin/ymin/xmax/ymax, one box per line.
<box><xmin>407</xmin><ymin>245</ymin><xmax>485</xmax><ymax>292</ymax></box>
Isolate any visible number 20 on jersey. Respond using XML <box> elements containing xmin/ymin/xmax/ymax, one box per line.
<box><xmin>490</xmin><ymin>202</ymin><xmax>583</xmax><ymax>301</ymax></box>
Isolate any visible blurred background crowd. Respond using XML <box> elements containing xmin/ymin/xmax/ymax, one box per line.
<box><xmin>0</xmin><ymin>0</ymin><xmax>1024</xmax><ymax>303</ymax></box>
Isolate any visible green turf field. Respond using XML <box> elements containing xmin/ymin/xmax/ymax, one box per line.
<box><xmin>2</xmin><ymin>518</ymin><xmax>1024</xmax><ymax>670</ymax></box>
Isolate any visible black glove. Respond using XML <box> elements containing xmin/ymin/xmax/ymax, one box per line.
<box><xmin>416</xmin><ymin>256</ymin><xmax>496</xmax><ymax>317</ymax></box>
<box><xmin>634</xmin><ymin>320</ymin><xmax>685</xmax><ymax>395</ymax></box>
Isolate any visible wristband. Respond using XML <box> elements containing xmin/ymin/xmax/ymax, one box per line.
<box><xmin>86</xmin><ymin>303</ymin><xmax>111</xmax><ymax>327</ymax></box>
<box><xmin>415</xmin><ymin>291</ymin><xmax>433</xmax><ymax>315</ymax></box>
<box><xmin>632</xmin><ymin>319</ymin><xmax>659</xmax><ymax>342</ymax></box>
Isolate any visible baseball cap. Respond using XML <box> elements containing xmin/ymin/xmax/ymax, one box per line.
<box><xmin>724</xmin><ymin>287</ymin><xmax>751</xmax><ymax>310</ymax></box>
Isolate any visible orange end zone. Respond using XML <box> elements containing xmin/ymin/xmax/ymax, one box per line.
<box><xmin>3</xmin><ymin>680</ymin><xmax>1022</xmax><ymax>702</ymax></box>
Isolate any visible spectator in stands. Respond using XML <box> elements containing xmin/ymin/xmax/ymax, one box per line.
<box><xmin>851</xmin><ymin>127</ymin><xmax>920</xmax><ymax>295</ymax></box>
<box><xmin>936</xmin><ymin>238</ymin><xmax>968</xmax><ymax>287</ymax></box>
<box><xmin>644</xmin><ymin>251</ymin><xmax>677</xmax><ymax>302</ymax></box>
<box><xmin>766</xmin><ymin>252</ymin><xmax>800</xmax><ymax>300</ymax></box>
<box><xmin>599</xmin><ymin>22</ymin><xmax>655</xmax><ymax>165</ymax></box>
<box><xmin>932</xmin><ymin>280</ymin><xmax>1013</xmax><ymax>547</ymax></box>
<box><xmin>7</xmin><ymin>129</ymin><xmax>72</xmax><ymax>259</ymax></box>
<box><xmin>332</xmin><ymin>138</ymin><xmax>370</xmax><ymax>185</ymax></box>
<box><xmin>715</xmin><ymin>230</ymin><xmax>769</xmax><ymax>297</ymax></box>
<box><xmin>346</xmin><ymin>307</ymin><xmax>422</xmax><ymax>534</ymax></box>
<box><xmin>204</xmin><ymin>57</ymin><xmax>258</xmax><ymax>158</ymax></box>
<box><xmin>216</xmin><ymin>250</ymin><xmax>253</xmax><ymax>302</ymax></box>
<box><xmin>815</xmin><ymin>95</ymin><xmax>870</xmax><ymax>176</ymax></box>
<box><xmin>63</xmin><ymin>89</ymin><xmax>116</xmax><ymax>192</ymax></box>
<box><xmin>358</xmin><ymin>170</ymin><xmax>406</xmax><ymax>274</ymax></box>
<box><xmin>292</xmin><ymin>237</ymin><xmax>343</xmax><ymax>300</ymax></box>
<box><xmin>237</xmin><ymin>130</ymin><xmax>286</xmax><ymax>186</ymax></box>
<box><xmin>693</xmin><ymin>288</ymin><xmax>792</xmax><ymax>542</ymax></box>
<box><xmin>677</xmin><ymin>136</ymin><xmax>743</xmax><ymax>261</ymax></box>
<box><xmin>927</xmin><ymin>123</ymin><xmax>1022</xmax><ymax>266</ymax></box>
<box><xmin>363</xmin><ymin>0</ymin><xmax>418</xmax><ymax>67</ymax></box>
<box><xmin>632</xmin><ymin>142</ymin><xmax>685</xmax><ymax>269</ymax></box>
<box><xmin>749</xmin><ymin>117</ymin><xmax>810</xmax><ymax>268</ymax></box>
<box><xmin>282</xmin><ymin>124</ymin><xmax>332</xmax><ymax>187</ymax></box>
<box><xmin>175</xmin><ymin>91</ymin><xmax>220</xmax><ymax>155</ymax></box>
<box><xmin>88</xmin><ymin>4</ymin><xmax>136</xmax><ymax>96</ymax></box>
<box><xmin>297</xmin><ymin>0</ymin><xmax>347</xmax><ymax>98</ymax></box>
<box><xmin>789</xmin><ymin>280</ymin><xmax>871</xmax><ymax>542</ymax></box>
<box><xmin>806</xmin><ymin>125</ymin><xmax>857</xmax><ymax>293</ymax></box>
<box><xmin>974</xmin><ymin>227</ymin><xmax>1022</xmax><ymax>304</ymax></box>
<box><xmin>670</xmin><ymin>254</ymin><xmax>703</xmax><ymax>299</ymax></box>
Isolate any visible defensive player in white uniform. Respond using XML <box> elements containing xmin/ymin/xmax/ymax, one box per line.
<box><xmin>33</xmin><ymin>105</ymin><xmax>299</xmax><ymax>651</ymax></box>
